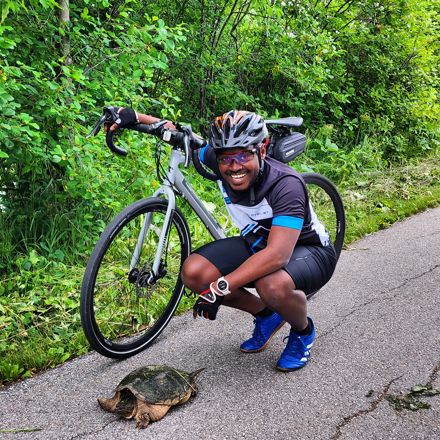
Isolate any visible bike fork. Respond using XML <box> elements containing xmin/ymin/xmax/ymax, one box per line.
<box><xmin>129</xmin><ymin>185</ymin><xmax>176</xmax><ymax>283</ymax></box>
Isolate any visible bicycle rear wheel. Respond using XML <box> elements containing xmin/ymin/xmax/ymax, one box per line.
<box><xmin>302</xmin><ymin>172</ymin><xmax>346</xmax><ymax>259</ymax></box>
<box><xmin>80</xmin><ymin>198</ymin><xmax>191</xmax><ymax>359</ymax></box>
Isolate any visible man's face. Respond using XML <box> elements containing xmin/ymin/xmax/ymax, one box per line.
<box><xmin>216</xmin><ymin>145</ymin><xmax>266</xmax><ymax>191</ymax></box>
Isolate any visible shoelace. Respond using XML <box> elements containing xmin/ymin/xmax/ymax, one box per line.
<box><xmin>251</xmin><ymin>318</ymin><xmax>266</xmax><ymax>342</ymax></box>
<box><xmin>282</xmin><ymin>333</ymin><xmax>303</xmax><ymax>349</ymax></box>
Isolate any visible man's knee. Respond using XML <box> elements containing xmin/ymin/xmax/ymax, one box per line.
<box><xmin>180</xmin><ymin>256</ymin><xmax>201</xmax><ymax>289</ymax></box>
<box><xmin>255</xmin><ymin>271</ymin><xmax>296</xmax><ymax>307</ymax></box>
<box><xmin>180</xmin><ymin>254</ymin><xmax>220</xmax><ymax>291</ymax></box>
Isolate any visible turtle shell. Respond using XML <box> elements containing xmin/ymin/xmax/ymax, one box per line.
<box><xmin>115</xmin><ymin>365</ymin><xmax>203</xmax><ymax>406</ymax></box>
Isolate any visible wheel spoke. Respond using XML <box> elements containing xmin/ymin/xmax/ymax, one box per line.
<box><xmin>81</xmin><ymin>200</ymin><xmax>190</xmax><ymax>358</ymax></box>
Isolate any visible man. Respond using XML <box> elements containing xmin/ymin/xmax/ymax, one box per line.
<box><xmin>109</xmin><ymin>108</ymin><xmax>337</xmax><ymax>371</ymax></box>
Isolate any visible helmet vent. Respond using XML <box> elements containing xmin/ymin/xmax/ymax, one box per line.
<box><xmin>224</xmin><ymin>118</ymin><xmax>231</xmax><ymax>139</ymax></box>
<box><xmin>234</xmin><ymin>118</ymin><xmax>251</xmax><ymax>138</ymax></box>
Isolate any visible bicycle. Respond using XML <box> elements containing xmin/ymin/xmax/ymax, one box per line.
<box><xmin>80</xmin><ymin>108</ymin><xmax>346</xmax><ymax>359</ymax></box>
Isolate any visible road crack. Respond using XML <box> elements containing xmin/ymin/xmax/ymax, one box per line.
<box><xmin>428</xmin><ymin>361</ymin><xmax>440</xmax><ymax>386</ymax></box>
<box><xmin>331</xmin><ymin>362</ymin><xmax>440</xmax><ymax>439</ymax></box>
<box><xmin>318</xmin><ymin>264</ymin><xmax>440</xmax><ymax>340</ymax></box>
<box><xmin>331</xmin><ymin>376</ymin><xmax>402</xmax><ymax>440</ymax></box>
<box><xmin>386</xmin><ymin>264</ymin><xmax>440</xmax><ymax>295</ymax></box>
<box><xmin>69</xmin><ymin>418</ymin><xmax>120</xmax><ymax>440</ymax></box>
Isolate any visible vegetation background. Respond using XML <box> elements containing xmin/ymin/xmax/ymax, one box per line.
<box><xmin>0</xmin><ymin>0</ymin><xmax>439</xmax><ymax>384</ymax></box>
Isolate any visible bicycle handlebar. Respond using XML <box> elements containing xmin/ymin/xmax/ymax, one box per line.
<box><xmin>104</xmin><ymin>119</ymin><xmax>206</xmax><ymax>169</ymax></box>
<box><xmin>89</xmin><ymin>107</ymin><xmax>218</xmax><ymax>180</ymax></box>
<box><xmin>105</xmin><ymin>121</ymin><xmax>169</xmax><ymax>156</ymax></box>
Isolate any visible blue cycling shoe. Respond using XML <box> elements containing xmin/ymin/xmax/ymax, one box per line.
<box><xmin>240</xmin><ymin>312</ymin><xmax>285</xmax><ymax>353</ymax></box>
<box><xmin>276</xmin><ymin>317</ymin><xmax>315</xmax><ymax>371</ymax></box>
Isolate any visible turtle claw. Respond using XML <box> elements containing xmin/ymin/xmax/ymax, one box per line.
<box><xmin>135</xmin><ymin>414</ymin><xmax>151</xmax><ymax>429</ymax></box>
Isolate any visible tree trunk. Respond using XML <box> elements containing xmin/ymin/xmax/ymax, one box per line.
<box><xmin>58</xmin><ymin>0</ymin><xmax>72</xmax><ymax>66</ymax></box>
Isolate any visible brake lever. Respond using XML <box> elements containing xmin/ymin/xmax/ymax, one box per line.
<box><xmin>86</xmin><ymin>106</ymin><xmax>121</xmax><ymax>138</ymax></box>
<box><xmin>149</xmin><ymin>120</ymin><xmax>168</xmax><ymax>132</ymax></box>
<box><xmin>86</xmin><ymin>114</ymin><xmax>106</xmax><ymax>138</ymax></box>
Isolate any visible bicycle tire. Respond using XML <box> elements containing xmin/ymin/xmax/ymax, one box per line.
<box><xmin>80</xmin><ymin>197</ymin><xmax>191</xmax><ymax>359</ymax></box>
<box><xmin>301</xmin><ymin>172</ymin><xmax>346</xmax><ymax>260</ymax></box>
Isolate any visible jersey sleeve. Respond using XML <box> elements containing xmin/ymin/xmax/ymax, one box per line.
<box><xmin>198</xmin><ymin>144</ymin><xmax>221</xmax><ymax>177</ymax></box>
<box><xmin>269</xmin><ymin>176</ymin><xmax>306</xmax><ymax>230</ymax></box>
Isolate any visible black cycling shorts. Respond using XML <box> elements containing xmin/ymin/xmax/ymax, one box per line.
<box><xmin>193</xmin><ymin>237</ymin><xmax>337</xmax><ymax>296</ymax></box>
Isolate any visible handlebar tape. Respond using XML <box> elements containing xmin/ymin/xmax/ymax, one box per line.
<box><xmin>105</xmin><ymin>123</ymin><xmax>217</xmax><ymax>182</ymax></box>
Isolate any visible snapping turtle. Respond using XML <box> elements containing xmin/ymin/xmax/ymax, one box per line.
<box><xmin>98</xmin><ymin>365</ymin><xmax>204</xmax><ymax>428</ymax></box>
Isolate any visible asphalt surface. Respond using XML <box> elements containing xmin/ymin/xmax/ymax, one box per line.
<box><xmin>1</xmin><ymin>207</ymin><xmax>439</xmax><ymax>440</ymax></box>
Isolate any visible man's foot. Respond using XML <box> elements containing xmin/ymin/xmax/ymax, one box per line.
<box><xmin>276</xmin><ymin>317</ymin><xmax>315</xmax><ymax>371</ymax></box>
<box><xmin>240</xmin><ymin>312</ymin><xmax>285</xmax><ymax>353</ymax></box>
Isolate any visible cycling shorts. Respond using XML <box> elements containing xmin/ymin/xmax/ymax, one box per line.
<box><xmin>193</xmin><ymin>237</ymin><xmax>337</xmax><ymax>296</ymax></box>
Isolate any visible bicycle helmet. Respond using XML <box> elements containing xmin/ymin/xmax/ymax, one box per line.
<box><xmin>209</xmin><ymin>110</ymin><xmax>268</xmax><ymax>151</ymax></box>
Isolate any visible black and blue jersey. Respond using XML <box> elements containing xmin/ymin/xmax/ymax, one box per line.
<box><xmin>199</xmin><ymin>145</ymin><xmax>330</xmax><ymax>248</ymax></box>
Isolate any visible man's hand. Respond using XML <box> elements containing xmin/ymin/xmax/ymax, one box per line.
<box><xmin>193</xmin><ymin>286</ymin><xmax>225</xmax><ymax>320</ymax></box>
<box><xmin>106</xmin><ymin>107</ymin><xmax>139</xmax><ymax>132</ymax></box>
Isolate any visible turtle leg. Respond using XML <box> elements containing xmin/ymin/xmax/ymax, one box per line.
<box><xmin>135</xmin><ymin>402</ymin><xmax>170</xmax><ymax>429</ymax></box>
<box><xmin>190</xmin><ymin>383</ymin><xmax>199</xmax><ymax>398</ymax></box>
<box><xmin>97</xmin><ymin>391</ymin><xmax>121</xmax><ymax>413</ymax></box>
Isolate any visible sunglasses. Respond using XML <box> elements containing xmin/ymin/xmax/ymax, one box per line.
<box><xmin>216</xmin><ymin>149</ymin><xmax>257</xmax><ymax>166</ymax></box>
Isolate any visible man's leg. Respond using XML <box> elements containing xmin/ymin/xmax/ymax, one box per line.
<box><xmin>181</xmin><ymin>253</ymin><xmax>265</xmax><ymax>315</ymax></box>
<box><xmin>254</xmin><ymin>269</ymin><xmax>315</xmax><ymax>371</ymax></box>
<box><xmin>254</xmin><ymin>269</ymin><xmax>308</xmax><ymax>331</ymax></box>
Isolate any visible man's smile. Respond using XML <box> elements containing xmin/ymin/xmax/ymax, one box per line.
<box><xmin>228</xmin><ymin>170</ymin><xmax>249</xmax><ymax>180</ymax></box>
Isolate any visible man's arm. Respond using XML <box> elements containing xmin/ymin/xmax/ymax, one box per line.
<box><xmin>222</xmin><ymin>225</ymin><xmax>300</xmax><ymax>291</ymax></box>
<box><xmin>107</xmin><ymin>108</ymin><xmax>176</xmax><ymax>131</ymax></box>
<box><xmin>135</xmin><ymin>112</ymin><xmax>176</xmax><ymax>130</ymax></box>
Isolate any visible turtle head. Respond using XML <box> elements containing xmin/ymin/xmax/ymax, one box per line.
<box><xmin>114</xmin><ymin>389</ymin><xmax>137</xmax><ymax>419</ymax></box>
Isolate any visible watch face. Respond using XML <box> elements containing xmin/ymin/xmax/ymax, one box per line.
<box><xmin>218</xmin><ymin>280</ymin><xmax>228</xmax><ymax>291</ymax></box>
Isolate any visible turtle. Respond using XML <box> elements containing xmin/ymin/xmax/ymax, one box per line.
<box><xmin>97</xmin><ymin>365</ymin><xmax>204</xmax><ymax>429</ymax></box>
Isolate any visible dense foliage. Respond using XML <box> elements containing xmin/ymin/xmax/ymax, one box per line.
<box><xmin>1</xmin><ymin>0</ymin><xmax>439</xmax><ymax>265</ymax></box>
<box><xmin>0</xmin><ymin>0</ymin><xmax>439</xmax><ymax>383</ymax></box>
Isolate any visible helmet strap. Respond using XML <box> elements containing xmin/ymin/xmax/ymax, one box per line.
<box><xmin>256</xmin><ymin>146</ymin><xmax>265</xmax><ymax>179</ymax></box>
<box><xmin>250</xmin><ymin>185</ymin><xmax>256</xmax><ymax>206</ymax></box>
<box><xmin>250</xmin><ymin>148</ymin><xmax>265</xmax><ymax>206</ymax></box>
<box><xmin>256</xmin><ymin>146</ymin><xmax>262</xmax><ymax>168</ymax></box>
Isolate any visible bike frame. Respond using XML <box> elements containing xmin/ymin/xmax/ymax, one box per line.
<box><xmin>130</xmin><ymin>149</ymin><xmax>226</xmax><ymax>277</ymax></box>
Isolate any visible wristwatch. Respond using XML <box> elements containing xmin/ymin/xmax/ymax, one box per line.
<box><xmin>215</xmin><ymin>276</ymin><xmax>231</xmax><ymax>295</ymax></box>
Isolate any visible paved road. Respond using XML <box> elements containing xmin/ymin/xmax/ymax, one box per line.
<box><xmin>1</xmin><ymin>208</ymin><xmax>439</xmax><ymax>440</ymax></box>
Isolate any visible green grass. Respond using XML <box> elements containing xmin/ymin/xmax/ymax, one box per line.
<box><xmin>341</xmin><ymin>156</ymin><xmax>440</xmax><ymax>243</ymax></box>
<box><xmin>1</xmin><ymin>154</ymin><xmax>439</xmax><ymax>386</ymax></box>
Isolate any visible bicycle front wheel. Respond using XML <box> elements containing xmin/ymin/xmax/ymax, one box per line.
<box><xmin>302</xmin><ymin>172</ymin><xmax>346</xmax><ymax>259</ymax></box>
<box><xmin>80</xmin><ymin>198</ymin><xmax>191</xmax><ymax>359</ymax></box>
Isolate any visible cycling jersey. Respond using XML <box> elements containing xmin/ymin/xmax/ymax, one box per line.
<box><xmin>199</xmin><ymin>145</ymin><xmax>330</xmax><ymax>248</ymax></box>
